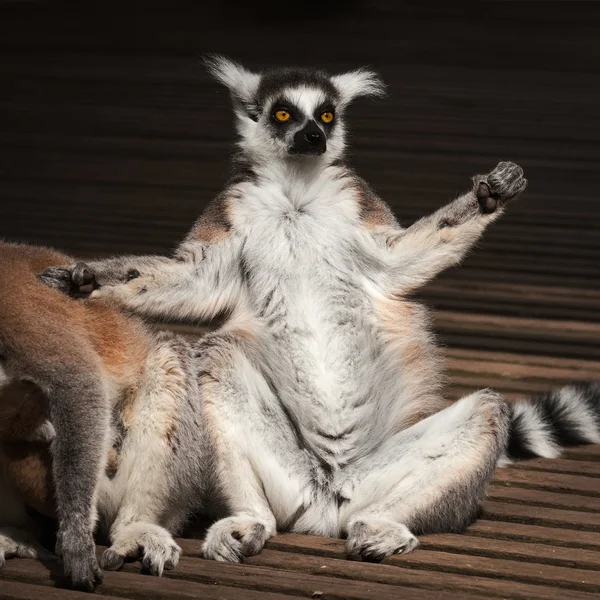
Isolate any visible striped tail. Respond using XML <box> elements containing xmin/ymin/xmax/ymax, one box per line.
<box><xmin>507</xmin><ymin>381</ymin><xmax>600</xmax><ymax>460</ymax></box>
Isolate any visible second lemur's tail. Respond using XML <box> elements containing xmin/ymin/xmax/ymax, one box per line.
<box><xmin>506</xmin><ymin>381</ymin><xmax>600</xmax><ymax>460</ymax></box>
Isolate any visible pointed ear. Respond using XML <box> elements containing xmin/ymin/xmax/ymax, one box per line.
<box><xmin>204</xmin><ymin>54</ymin><xmax>261</xmax><ymax>117</ymax></box>
<box><xmin>331</xmin><ymin>68</ymin><xmax>386</xmax><ymax>106</ymax></box>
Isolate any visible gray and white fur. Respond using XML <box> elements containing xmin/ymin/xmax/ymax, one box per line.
<box><xmin>41</xmin><ymin>57</ymin><xmax>600</xmax><ymax>562</ymax></box>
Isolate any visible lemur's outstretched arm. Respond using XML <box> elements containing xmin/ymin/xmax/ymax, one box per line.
<box><xmin>384</xmin><ymin>162</ymin><xmax>526</xmax><ymax>294</ymax></box>
<box><xmin>40</xmin><ymin>237</ymin><xmax>242</xmax><ymax>322</ymax></box>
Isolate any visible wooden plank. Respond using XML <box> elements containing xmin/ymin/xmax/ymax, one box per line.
<box><xmin>510</xmin><ymin>459</ymin><xmax>600</xmax><ymax>477</ymax></box>
<box><xmin>565</xmin><ymin>446</ymin><xmax>600</xmax><ymax>462</ymax></box>
<box><xmin>418</xmin><ymin>533</ymin><xmax>600</xmax><ymax>570</ymax></box>
<box><xmin>494</xmin><ymin>469</ymin><xmax>600</xmax><ymax>496</ymax></box>
<box><xmin>449</xmin><ymin>375</ymin><xmax>570</xmax><ymax>395</ymax></box>
<box><xmin>435</xmin><ymin>311</ymin><xmax>600</xmax><ymax>342</ymax></box>
<box><xmin>392</xmin><ymin>548</ymin><xmax>600</xmax><ymax>592</ymax></box>
<box><xmin>1</xmin><ymin>559</ymin><xmax>298</xmax><ymax>600</ymax></box>
<box><xmin>0</xmin><ymin>581</ymin><xmax>123</xmax><ymax>600</ymax></box>
<box><xmin>467</xmin><ymin>520</ymin><xmax>600</xmax><ymax>551</ymax></box>
<box><xmin>482</xmin><ymin>501</ymin><xmax>600</xmax><ymax>530</ymax></box>
<box><xmin>487</xmin><ymin>484</ymin><xmax>600</xmax><ymax>512</ymax></box>
<box><xmin>446</xmin><ymin>358</ymin><xmax>600</xmax><ymax>386</ymax></box>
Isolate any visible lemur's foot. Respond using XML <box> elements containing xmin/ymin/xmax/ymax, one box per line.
<box><xmin>0</xmin><ymin>526</ymin><xmax>56</xmax><ymax>569</ymax></box>
<box><xmin>346</xmin><ymin>518</ymin><xmax>419</xmax><ymax>562</ymax></box>
<box><xmin>202</xmin><ymin>516</ymin><xmax>273</xmax><ymax>563</ymax></box>
<box><xmin>39</xmin><ymin>262</ymin><xmax>98</xmax><ymax>298</ymax></box>
<box><xmin>473</xmin><ymin>161</ymin><xmax>527</xmax><ymax>214</ymax></box>
<box><xmin>102</xmin><ymin>523</ymin><xmax>181</xmax><ymax>577</ymax></box>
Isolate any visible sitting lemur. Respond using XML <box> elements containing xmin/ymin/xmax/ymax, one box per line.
<box><xmin>41</xmin><ymin>57</ymin><xmax>600</xmax><ymax>563</ymax></box>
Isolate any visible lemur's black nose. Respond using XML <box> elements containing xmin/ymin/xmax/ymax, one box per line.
<box><xmin>305</xmin><ymin>131</ymin><xmax>322</xmax><ymax>145</ymax></box>
<box><xmin>290</xmin><ymin>120</ymin><xmax>327</xmax><ymax>155</ymax></box>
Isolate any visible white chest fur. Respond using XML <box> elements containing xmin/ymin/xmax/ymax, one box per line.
<box><xmin>229</xmin><ymin>165</ymin><xmax>392</xmax><ymax>461</ymax></box>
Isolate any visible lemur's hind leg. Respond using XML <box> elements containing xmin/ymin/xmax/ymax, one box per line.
<box><xmin>197</xmin><ymin>330</ymin><xmax>315</xmax><ymax>563</ymax></box>
<box><xmin>101</xmin><ymin>335</ymin><xmax>194</xmax><ymax>576</ymax></box>
<box><xmin>340</xmin><ymin>390</ymin><xmax>510</xmax><ymax>561</ymax></box>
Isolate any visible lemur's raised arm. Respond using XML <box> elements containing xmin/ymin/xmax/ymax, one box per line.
<box><xmin>379</xmin><ymin>162</ymin><xmax>526</xmax><ymax>295</ymax></box>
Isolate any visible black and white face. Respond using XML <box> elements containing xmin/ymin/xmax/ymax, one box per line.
<box><xmin>256</xmin><ymin>69</ymin><xmax>340</xmax><ymax>157</ymax></box>
<box><xmin>205</xmin><ymin>56</ymin><xmax>385</xmax><ymax>164</ymax></box>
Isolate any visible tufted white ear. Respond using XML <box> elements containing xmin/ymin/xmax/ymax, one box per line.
<box><xmin>204</xmin><ymin>54</ymin><xmax>261</xmax><ymax>115</ymax></box>
<box><xmin>331</xmin><ymin>68</ymin><xmax>386</xmax><ymax>106</ymax></box>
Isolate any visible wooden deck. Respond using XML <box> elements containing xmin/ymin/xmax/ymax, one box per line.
<box><xmin>1</xmin><ymin>1</ymin><xmax>599</xmax><ymax>598</ymax></box>
<box><xmin>3</xmin><ymin>449</ymin><xmax>600</xmax><ymax>599</ymax></box>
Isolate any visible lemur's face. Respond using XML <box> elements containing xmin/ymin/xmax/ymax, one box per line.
<box><xmin>256</xmin><ymin>70</ymin><xmax>340</xmax><ymax>157</ymax></box>
<box><xmin>206</xmin><ymin>57</ymin><xmax>385</xmax><ymax>163</ymax></box>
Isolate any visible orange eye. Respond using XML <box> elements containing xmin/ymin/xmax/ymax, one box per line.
<box><xmin>274</xmin><ymin>110</ymin><xmax>291</xmax><ymax>122</ymax></box>
<box><xmin>321</xmin><ymin>111</ymin><xmax>334</xmax><ymax>124</ymax></box>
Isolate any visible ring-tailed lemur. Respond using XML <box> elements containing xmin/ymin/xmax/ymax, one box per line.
<box><xmin>0</xmin><ymin>241</ymin><xmax>213</xmax><ymax>588</ymax></box>
<box><xmin>41</xmin><ymin>57</ymin><xmax>600</xmax><ymax>563</ymax></box>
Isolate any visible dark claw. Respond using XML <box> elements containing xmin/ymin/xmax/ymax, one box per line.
<box><xmin>102</xmin><ymin>548</ymin><xmax>125</xmax><ymax>571</ymax></box>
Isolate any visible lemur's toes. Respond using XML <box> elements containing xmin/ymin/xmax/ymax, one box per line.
<box><xmin>39</xmin><ymin>262</ymin><xmax>98</xmax><ymax>298</ymax></box>
<box><xmin>38</xmin><ymin>266</ymin><xmax>74</xmax><ymax>293</ymax></box>
<box><xmin>487</xmin><ymin>161</ymin><xmax>527</xmax><ymax>201</ymax></box>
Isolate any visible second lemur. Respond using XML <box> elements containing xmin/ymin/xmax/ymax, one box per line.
<box><xmin>43</xmin><ymin>57</ymin><xmax>600</xmax><ymax>562</ymax></box>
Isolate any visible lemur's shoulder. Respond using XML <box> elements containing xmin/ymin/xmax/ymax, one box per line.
<box><xmin>346</xmin><ymin>173</ymin><xmax>399</xmax><ymax>231</ymax></box>
<box><xmin>184</xmin><ymin>187</ymin><xmax>242</xmax><ymax>245</ymax></box>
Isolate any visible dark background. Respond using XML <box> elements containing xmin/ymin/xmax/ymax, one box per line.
<box><xmin>1</xmin><ymin>0</ymin><xmax>599</xmax><ymax>362</ymax></box>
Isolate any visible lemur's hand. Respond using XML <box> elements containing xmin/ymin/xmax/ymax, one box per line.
<box><xmin>39</xmin><ymin>262</ymin><xmax>98</xmax><ymax>298</ymax></box>
<box><xmin>473</xmin><ymin>161</ymin><xmax>527</xmax><ymax>214</ymax></box>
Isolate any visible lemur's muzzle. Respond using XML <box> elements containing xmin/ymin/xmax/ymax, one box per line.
<box><xmin>290</xmin><ymin>121</ymin><xmax>326</xmax><ymax>155</ymax></box>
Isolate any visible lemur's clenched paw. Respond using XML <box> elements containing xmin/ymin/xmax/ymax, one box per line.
<box><xmin>346</xmin><ymin>518</ymin><xmax>419</xmax><ymax>562</ymax></box>
<box><xmin>39</xmin><ymin>262</ymin><xmax>98</xmax><ymax>298</ymax></box>
<box><xmin>202</xmin><ymin>516</ymin><xmax>272</xmax><ymax>563</ymax></box>
<box><xmin>473</xmin><ymin>161</ymin><xmax>527</xmax><ymax>214</ymax></box>
<box><xmin>102</xmin><ymin>523</ymin><xmax>181</xmax><ymax>577</ymax></box>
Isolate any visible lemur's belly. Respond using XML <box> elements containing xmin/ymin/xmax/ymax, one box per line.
<box><xmin>241</xmin><ymin>206</ymin><xmax>412</xmax><ymax>467</ymax></box>
<box><xmin>253</xmin><ymin>273</ymin><xmax>391</xmax><ymax>466</ymax></box>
